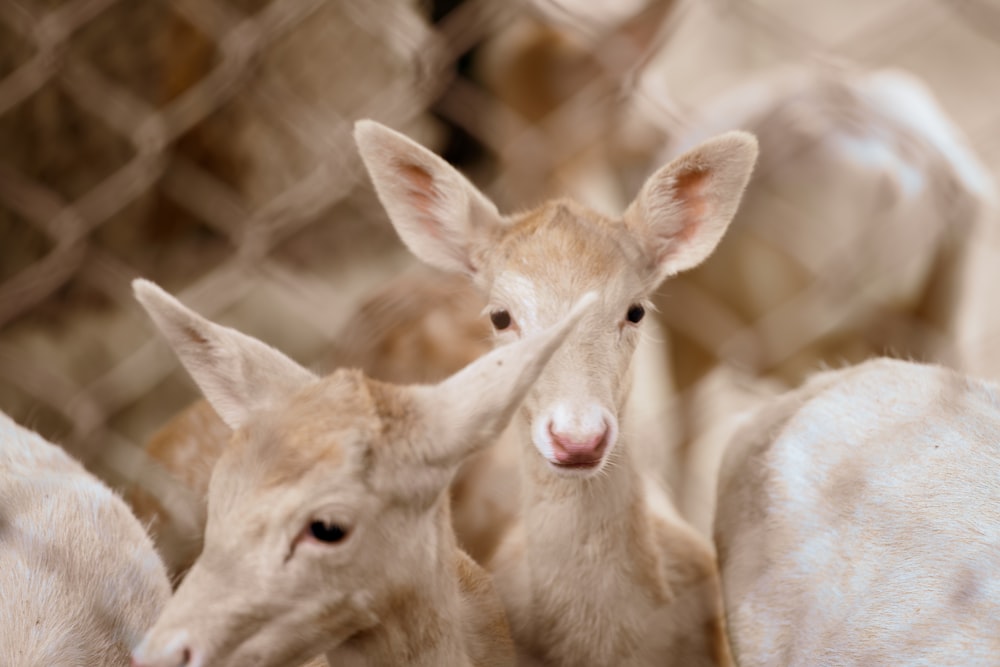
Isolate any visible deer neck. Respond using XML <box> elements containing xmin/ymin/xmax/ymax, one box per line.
<box><xmin>512</xmin><ymin>417</ymin><xmax>673</xmax><ymax>662</ymax></box>
<box><xmin>517</xmin><ymin>417</ymin><xmax>651</xmax><ymax>563</ymax></box>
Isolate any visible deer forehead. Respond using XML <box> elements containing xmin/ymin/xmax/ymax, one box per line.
<box><xmin>219</xmin><ymin>371</ymin><xmax>383</xmax><ymax>492</ymax></box>
<box><xmin>486</xmin><ymin>200</ymin><xmax>646</xmax><ymax>312</ymax></box>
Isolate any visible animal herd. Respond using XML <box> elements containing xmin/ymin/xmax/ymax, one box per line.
<box><xmin>3</xmin><ymin>64</ymin><xmax>999</xmax><ymax>667</ymax></box>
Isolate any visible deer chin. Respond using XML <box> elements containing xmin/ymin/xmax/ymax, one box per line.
<box><xmin>545</xmin><ymin>457</ymin><xmax>606</xmax><ymax>478</ymax></box>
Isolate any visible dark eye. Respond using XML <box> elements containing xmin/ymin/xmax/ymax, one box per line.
<box><xmin>309</xmin><ymin>520</ymin><xmax>348</xmax><ymax>543</ymax></box>
<box><xmin>626</xmin><ymin>304</ymin><xmax>645</xmax><ymax>324</ymax></box>
<box><xmin>490</xmin><ymin>309</ymin><xmax>512</xmax><ymax>330</ymax></box>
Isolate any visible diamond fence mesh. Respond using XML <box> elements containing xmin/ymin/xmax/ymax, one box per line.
<box><xmin>1</xmin><ymin>0</ymin><xmax>999</xmax><ymax>510</ymax></box>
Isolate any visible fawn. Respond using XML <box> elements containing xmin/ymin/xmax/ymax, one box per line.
<box><xmin>356</xmin><ymin>119</ymin><xmax>756</xmax><ymax>665</ymax></box>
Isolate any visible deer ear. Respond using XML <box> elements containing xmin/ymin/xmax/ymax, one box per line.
<box><xmin>355</xmin><ymin>120</ymin><xmax>506</xmax><ymax>276</ymax></box>
<box><xmin>408</xmin><ymin>293</ymin><xmax>596</xmax><ymax>467</ymax></box>
<box><xmin>133</xmin><ymin>279</ymin><xmax>316</xmax><ymax>431</ymax></box>
<box><xmin>625</xmin><ymin>131</ymin><xmax>758</xmax><ymax>286</ymax></box>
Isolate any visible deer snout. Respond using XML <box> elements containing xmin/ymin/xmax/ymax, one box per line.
<box><xmin>548</xmin><ymin>423</ymin><xmax>608</xmax><ymax>465</ymax></box>
<box><xmin>537</xmin><ymin>403</ymin><xmax>618</xmax><ymax>472</ymax></box>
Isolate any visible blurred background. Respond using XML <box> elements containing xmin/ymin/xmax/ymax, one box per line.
<box><xmin>1</xmin><ymin>0</ymin><xmax>999</xmax><ymax>509</ymax></box>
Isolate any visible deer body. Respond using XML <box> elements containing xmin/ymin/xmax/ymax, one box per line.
<box><xmin>0</xmin><ymin>412</ymin><xmax>170</xmax><ymax>666</ymax></box>
<box><xmin>130</xmin><ymin>280</ymin><xmax>594</xmax><ymax>667</ymax></box>
<box><xmin>715</xmin><ymin>358</ymin><xmax>1000</xmax><ymax>666</ymax></box>
<box><xmin>356</xmin><ymin>120</ymin><xmax>757</xmax><ymax>665</ymax></box>
<box><xmin>653</xmin><ymin>65</ymin><xmax>998</xmax><ymax>538</ymax></box>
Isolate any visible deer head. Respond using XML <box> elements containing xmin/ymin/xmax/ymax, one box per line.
<box><xmin>356</xmin><ymin>119</ymin><xmax>757</xmax><ymax>476</ymax></box>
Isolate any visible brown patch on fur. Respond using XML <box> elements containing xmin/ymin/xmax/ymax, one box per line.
<box><xmin>363</xmin><ymin>379</ymin><xmax>419</xmax><ymax>452</ymax></box>
<box><xmin>705</xmin><ymin>615</ymin><xmax>734</xmax><ymax>667</ymax></box>
<box><xmin>822</xmin><ymin>454</ymin><xmax>870</xmax><ymax>523</ymax></box>
<box><xmin>259</xmin><ymin>371</ymin><xmax>376</xmax><ymax>488</ymax></box>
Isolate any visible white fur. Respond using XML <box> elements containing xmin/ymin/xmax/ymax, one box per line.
<box><xmin>0</xmin><ymin>412</ymin><xmax>170</xmax><ymax>666</ymax></box>
<box><xmin>715</xmin><ymin>358</ymin><xmax>1000</xmax><ymax>666</ymax></box>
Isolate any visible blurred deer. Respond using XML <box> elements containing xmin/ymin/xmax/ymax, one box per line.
<box><xmin>474</xmin><ymin>0</ymin><xmax>677</xmax><ymax>213</ymax></box>
<box><xmin>654</xmin><ymin>65</ymin><xmax>998</xmax><ymax>534</ymax></box>
<box><xmin>129</xmin><ymin>278</ymin><xmax>593</xmax><ymax>667</ymax></box>
<box><xmin>356</xmin><ymin>119</ymin><xmax>756</xmax><ymax>666</ymax></box>
<box><xmin>0</xmin><ymin>412</ymin><xmax>170</xmax><ymax>666</ymax></box>
<box><xmin>955</xmin><ymin>181</ymin><xmax>1000</xmax><ymax>381</ymax></box>
<box><xmin>715</xmin><ymin>358</ymin><xmax>1000</xmax><ymax>666</ymax></box>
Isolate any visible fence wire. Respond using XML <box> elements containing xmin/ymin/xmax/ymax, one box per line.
<box><xmin>1</xmin><ymin>0</ymin><xmax>999</xmax><ymax>505</ymax></box>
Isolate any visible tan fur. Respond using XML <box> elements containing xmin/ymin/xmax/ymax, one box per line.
<box><xmin>715</xmin><ymin>358</ymin><xmax>1000</xmax><ymax>665</ymax></box>
<box><xmin>130</xmin><ymin>279</ymin><xmax>592</xmax><ymax>667</ymax></box>
<box><xmin>356</xmin><ymin>120</ymin><xmax>757</xmax><ymax>665</ymax></box>
<box><xmin>126</xmin><ymin>268</ymin><xmax>493</xmax><ymax>576</ymax></box>
<box><xmin>0</xmin><ymin>412</ymin><xmax>170</xmax><ymax>666</ymax></box>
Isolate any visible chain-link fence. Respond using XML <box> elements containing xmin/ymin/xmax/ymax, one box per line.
<box><xmin>2</xmin><ymin>0</ymin><xmax>999</xmax><ymax>513</ymax></box>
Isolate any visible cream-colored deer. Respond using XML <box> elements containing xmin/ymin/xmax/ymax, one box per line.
<box><xmin>356</xmin><ymin>119</ymin><xmax>757</xmax><ymax>666</ymax></box>
<box><xmin>0</xmin><ymin>412</ymin><xmax>170</xmax><ymax>666</ymax></box>
<box><xmin>715</xmin><ymin>357</ymin><xmax>1000</xmax><ymax>666</ymax></box>
<box><xmin>654</xmin><ymin>65</ymin><xmax>998</xmax><ymax>538</ymax></box>
<box><xmin>125</xmin><ymin>267</ymin><xmax>496</xmax><ymax>579</ymax></box>
<box><xmin>129</xmin><ymin>279</ymin><xmax>593</xmax><ymax>667</ymax></box>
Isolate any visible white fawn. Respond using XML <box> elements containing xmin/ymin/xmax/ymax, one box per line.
<box><xmin>129</xmin><ymin>278</ymin><xmax>593</xmax><ymax>667</ymax></box>
<box><xmin>715</xmin><ymin>357</ymin><xmax>1000</xmax><ymax>666</ymax></box>
<box><xmin>356</xmin><ymin>119</ymin><xmax>757</xmax><ymax>666</ymax></box>
<box><xmin>0</xmin><ymin>412</ymin><xmax>170</xmax><ymax>666</ymax></box>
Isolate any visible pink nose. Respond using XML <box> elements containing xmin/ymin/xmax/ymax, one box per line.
<box><xmin>548</xmin><ymin>423</ymin><xmax>608</xmax><ymax>466</ymax></box>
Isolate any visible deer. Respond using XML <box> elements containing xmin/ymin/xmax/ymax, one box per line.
<box><xmin>649</xmin><ymin>64</ymin><xmax>999</xmax><ymax>537</ymax></box>
<box><xmin>714</xmin><ymin>357</ymin><xmax>1000</xmax><ymax>666</ymax></box>
<box><xmin>124</xmin><ymin>266</ymin><xmax>498</xmax><ymax>579</ymax></box>
<box><xmin>0</xmin><ymin>411</ymin><xmax>170</xmax><ymax>666</ymax></box>
<box><xmin>128</xmin><ymin>278</ymin><xmax>594</xmax><ymax>667</ymax></box>
<box><xmin>355</xmin><ymin>118</ymin><xmax>757</xmax><ymax>666</ymax></box>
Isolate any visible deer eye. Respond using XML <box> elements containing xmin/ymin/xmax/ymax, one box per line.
<box><xmin>490</xmin><ymin>309</ymin><xmax>512</xmax><ymax>331</ymax></box>
<box><xmin>309</xmin><ymin>520</ymin><xmax>348</xmax><ymax>544</ymax></box>
<box><xmin>626</xmin><ymin>304</ymin><xmax>645</xmax><ymax>324</ymax></box>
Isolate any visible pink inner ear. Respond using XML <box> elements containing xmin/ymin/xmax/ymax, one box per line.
<box><xmin>399</xmin><ymin>162</ymin><xmax>445</xmax><ymax>240</ymax></box>
<box><xmin>671</xmin><ymin>169</ymin><xmax>711</xmax><ymax>243</ymax></box>
<box><xmin>651</xmin><ymin>168</ymin><xmax>713</xmax><ymax>267</ymax></box>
